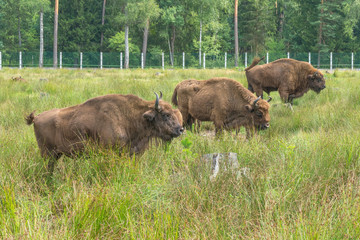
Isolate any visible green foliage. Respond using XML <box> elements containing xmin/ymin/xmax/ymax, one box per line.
<box><xmin>181</xmin><ymin>137</ymin><xmax>192</xmax><ymax>149</ymax></box>
<box><xmin>108</xmin><ymin>32</ymin><xmax>140</xmax><ymax>53</ymax></box>
<box><xmin>1</xmin><ymin>0</ymin><xmax>360</xmax><ymax>54</ymax></box>
<box><xmin>266</xmin><ymin>38</ymin><xmax>285</xmax><ymax>53</ymax></box>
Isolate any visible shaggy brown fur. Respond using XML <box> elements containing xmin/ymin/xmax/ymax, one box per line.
<box><xmin>26</xmin><ymin>93</ymin><xmax>184</xmax><ymax>172</ymax></box>
<box><xmin>172</xmin><ymin>79</ymin><xmax>203</xmax><ymax>128</ymax></box>
<box><xmin>245</xmin><ymin>58</ymin><xmax>326</xmax><ymax>104</ymax></box>
<box><xmin>172</xmin><ymin>77</ymin><xmax>271</xmax><ymax>138</ymax></box>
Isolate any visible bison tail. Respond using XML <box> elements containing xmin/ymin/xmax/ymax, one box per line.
<box><xmin>25</xmin><ymin>111</ymin><xmax>36</xmax><ymax>125</ymax></box>
<box><xmin>245</xmin><ymin>56</ymin><xmax>265</xmax><ymax>72</ymax></box>
<box><xmin>171</xmin><ymin>84</ymin><xmax>179</xmax><ymax>106</ymax></box>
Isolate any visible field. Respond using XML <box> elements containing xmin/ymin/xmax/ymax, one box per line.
<box><xmin>0</xmin><ymin>68</ymin><xmax>360</xmax><ymax>239</ymax></box>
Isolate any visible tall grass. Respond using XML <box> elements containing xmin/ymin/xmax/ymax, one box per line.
<box><xmin>0</xmin><ymin>68</ymin><xmax>360</xmax><ymax>239</ymax></box>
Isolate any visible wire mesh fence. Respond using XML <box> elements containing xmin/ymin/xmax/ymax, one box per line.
<box><xmin>0</xmin><ymin>51</ymin><xmax>358</xmax><ymax>70</ymax></box>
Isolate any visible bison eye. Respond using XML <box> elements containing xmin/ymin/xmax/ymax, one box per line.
<box><xmin>255</xmin><ymin>111</ymin><xmax>263</xmax><ymax>117</ymax></box>
<box><xmin>162</xmin><ymin>113</ymin><xmax>171</xmax><ymax>120</ymax></box>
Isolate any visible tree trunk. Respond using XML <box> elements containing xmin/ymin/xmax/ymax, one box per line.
<box><xmin>100</xmin><ymin>0</ymin><xmax>106</xmax><ymax>50</ymax></box>
<box><xmin>168</xmin><ymin>37</ymin><xmax>173</xmax><ymax>67</ymax></box>
<box><xmin>234</xmin><ymin>0</ymin><xmax>239</xmax><ymax>67</ymax></box>
<box><xmin>53</xmin><ymin>0</ymin><xmax>59</xmax><ymax>68</ymax></box>
<box><xmin>125</xmin><ymin>24</ymin><xmax>129</xmax><ymax>69</ymax></box>
<box><xmin>39</xmin><ymin>7</ymin><xmax>44</xmax><ymax>68</ymax></box>
<box><xmin>18</xmin><ymin>14</ymin><xmax>21</xmax><ymax>50</ymax></box>
<box><xmin>317</xmin><ymin>0</ymin><xmax>324</xmax><ymax>68</ymax></box>
<box><xmin>277</xmin><ymin>0</ymin><xmax>284</xmax><ymax>38</ymax></box>
<box><xmin>170</xmin><ymin>25</ymin><xmax>176</xmax><ymax>67</ymax></box>
<box><xmin>199</xmin><ymin>19</ymin><xmax>202</xmax><ymax>66</ymax></box>
<box><xmin>142</xmin><ymin>18</ymin><xmax>149</xmax><ymax>68</ymax></box>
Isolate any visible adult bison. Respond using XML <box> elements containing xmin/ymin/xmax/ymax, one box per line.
<box><xmin>172</xmin><ymin>77</ymin><xmax>271</xmax><ymax>138</ymax></box>
<box><xmin>245</xmin><ymin>58</ymin><xmax>326</xmax><ymax>104</ymax></box>
<box><xmin>171</xmin><ymin>79</ymin><xmax>202</xmax><ymax>129</ymax></box>
<box><xmin>26</xmin><ymin>92</ymin><xmax>184</xmax><ymax>171</ymax></box>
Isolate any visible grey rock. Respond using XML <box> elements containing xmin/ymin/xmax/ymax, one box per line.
<box><xmin>201</xmin><ymin>152</ymin><xmax>250</xmax><ymax>180</ymax></box>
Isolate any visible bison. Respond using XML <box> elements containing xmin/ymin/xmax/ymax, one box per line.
<box><xmin>171</xmin><ymin>79</ymin><xmax>202</xmax><ymax>130</ymax></box>
<box><xmin>26</xmin><ymin>92</ymin><xmax>184</xmax><ymax>171</ymax></box>
<box><xmin>245</xmin><ymin>58</ymin><xmax>326</xmax><ymax>104</ymax></box>
<box><xmin>172</xmin><ymin>77</ymin><xmax>271</xmax><ymax>138</ymax></box>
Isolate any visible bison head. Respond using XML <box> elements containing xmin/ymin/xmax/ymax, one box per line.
<box><xmin>143</xmin><ymin>92</ymin><xmax>184</xmax><ymax>141</ymax></box>
<box><xmin>308</xmin><ymin>71</ymin><xmax>326</xmax><ymax>93</ymax></box>
<box><xmin>245</xmin><ymin>96</ymin><xmax>271</xmax><ymax>130</ymax></box>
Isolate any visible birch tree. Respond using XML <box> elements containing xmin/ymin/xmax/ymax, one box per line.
<box><xmin>53</xmin><ymin>0</ymin><xmax>58</xmax><ymax>68</ymax></box>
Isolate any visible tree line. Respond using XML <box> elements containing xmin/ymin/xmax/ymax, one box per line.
<box><xmin>0</xmin><ymin>0</ymin><xmax>359</xmax><ymax>68</ymax></box>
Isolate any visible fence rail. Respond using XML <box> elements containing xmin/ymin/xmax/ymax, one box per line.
<box><xmin>0</xmin><ymin>51</ymin><xmax>359</xmax><ymax>70</ymax></box>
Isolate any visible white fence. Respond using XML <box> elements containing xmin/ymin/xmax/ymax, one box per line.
<box><xmin>0</xmin><ymin>51</ymin><xmax>358</xmax><ymax>70</ymax></box>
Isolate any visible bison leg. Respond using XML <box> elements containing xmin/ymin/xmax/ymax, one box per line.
<box><xmin>178</xmin><ymin>108</ymin><xmax>192</xmax><ymax>129</ymax></box>
<box><xmin>35</xmin><ymin>135</ymin><xmax>62</xmax><ymax>173</ymax></box>
<box><xmin>288</xmin><ymin>95</ymin><xmax>295</xmax><ymax>105</ymax></box>
<box><xmin>39</xmin><ymin>147</ymin><xmax>62</xmax><ymax>174</ymax></box>
<box><xmin>288</xmin><ymin>91</ymin><xmax>306</xmax><ymax>104</ymax></box>
<box><xmin>248</xmin><ymin>83</ymin><xmax>254</xmax><ymax>93</ymax></box>
<box><xmin>194</xmin><ymin>119</ymin><xmax>201</xmax><ymax>132</ymax></box>
<box><xmin>278</xmin><ymin>88</ymin><xmax>291</xmax><ymax>103</ymax></box>
<box><xmin>245</xmin><ymin>126</ymin><xmax>256</xmax><ymax>139</ymax></box>
<box><xmin>46</xmin><ymin>153</ymin><xmax>62</xmax><ymax>174</ymax></box>
<box><xmin>252</xmin><ymin>86</ymin><xmax>264</xmax><ymax>98</ymax></box>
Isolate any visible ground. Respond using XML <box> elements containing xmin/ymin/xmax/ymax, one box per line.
<box><xmin>0</xmin><ymin>68</ymin><xmax>359</xmax><ymax>239</ymax></box>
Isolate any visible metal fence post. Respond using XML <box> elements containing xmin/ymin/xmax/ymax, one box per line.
<box><xmin>100</xmin><ymin>52</ymin><xmax>103</xmax><ymax>69</ymax></box>
<box><xmin>80</xmin><ymin>52</ymin><xmax>83</xmax><ymax>69</ymax></box>
<box><xmin>225</xmin><ymin>52</ymin><xmax>227</xmax><ymax>69</ymax></box>
<box><xmin>287</xmin><ymin>52</ymin><xmax>290</xmax><ymax>59</ymax></box>
<box><xmin>19</xmin><ymin>51</ymin><xmax>22</xmax><ymax>69</ymax></box>
<box><xmin>266</xmin><ymin>52</ymin><xmax>269</xmax><ymax>64</ymax></box>
<box><xmin>308</xmin><ymin>52</ymin><xmax>311</xmax><ymax>64</ymax></box>
<box><xmin>162</xmin><ymin>52</ymin><xmax>164</xmax><ymax>70</ymax></box>
<box><xmin>182</xmin><ymin>52</ymin><xmax>185</xmax><ymax>69</ymax></box>
<box><xmin>203</xmin><ymin>53</ymin><xmax>206</xmax><ymax>69</ymax></box>
<box><xmin>120</xmin><ymin>52</ymin><xmax>123</xmax><ymax>69</ymax></box>
<box><xmin>141</xmin><ymin>52</ymin><xmax>144</xmax><ymax>69</ymax></box>
<box><xmin>245</xmin><ymin>52</ymin><xmax>247</xmax><ymax>68</ymax></box>
<box><xmin>0</xmin><ymin>52</ymin><xmax>2</xmax><ymax>70</ymax></box>
<box><xmin>330</xmin><ymin>52</ymin><xmax>333</xmax><ymax>71</ymax></box>
<box><xmin>60</xmin><ymin>52</ymin><xmax>62</xmax><ymax>69</ymax></box>
<box><xmin>351</xmin><ymin>52</ymin><xmax>354</xmax><ymax>70</ymax></box>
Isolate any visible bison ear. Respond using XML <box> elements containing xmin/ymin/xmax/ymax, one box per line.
<box><xmin>143</xmin><ymin>110</ymin><xmax>156</xmax><ymax>121</ymax></box>
<box><xmin>245</xmin><ymin>104</ymin><xmax>254</xmax><ymax>112</ymax></box>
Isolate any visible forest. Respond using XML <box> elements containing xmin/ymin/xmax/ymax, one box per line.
<box><xmin>0</xmin><ymin>0</ymin><xmax>360</xmax><ymax>68</ymax></box>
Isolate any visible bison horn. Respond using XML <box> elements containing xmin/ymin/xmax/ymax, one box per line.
<box><xmin>267</xmin><ymin>96</ymin><xmax>272</xmax><ymax>103</ymax></box>
<box><xmin>253</xmin><ymin>96</ymin><xmax>261</xmax><ymax>107</ymax></box>
<box><xmin>154</xmin><ymin>92</ymin><xmax>161</xmax><ymax>111</ymax></box>
<box><xmin>159</xmin><ymin>91</ymin><xmax>163</xmax><ymax>100</ymax></box>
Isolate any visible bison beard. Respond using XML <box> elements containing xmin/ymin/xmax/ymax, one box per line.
<box><xmin>245</xmin><ymin>58</ymin><xmax>326</xmax><ymax>104</ymax></box>
<box><xmin>172</xmin><ymin>78</ymin><xmax>271</xmax><ymax>138</ymax></box>
<box><xmin>26</xmin><ymin>92</ymin><xmax>184</xmax><ymax>172</ymax></box>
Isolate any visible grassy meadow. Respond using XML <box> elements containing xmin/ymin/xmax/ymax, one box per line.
<box><xmin>0</xmin><ymin>67</ymin><xmax>360</xmax><ymax>239</ymax></box>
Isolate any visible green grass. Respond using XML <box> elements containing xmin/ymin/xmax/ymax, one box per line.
<box><xmin>1</xmin><ymin>68</ymin><xmax>360</xmax><ymax>239</ymax></box>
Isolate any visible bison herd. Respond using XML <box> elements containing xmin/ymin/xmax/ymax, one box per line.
<box><xmin>26</xmin><ymin>58</ymin><xmax>326</xmax><ymax>172</ymax></box>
